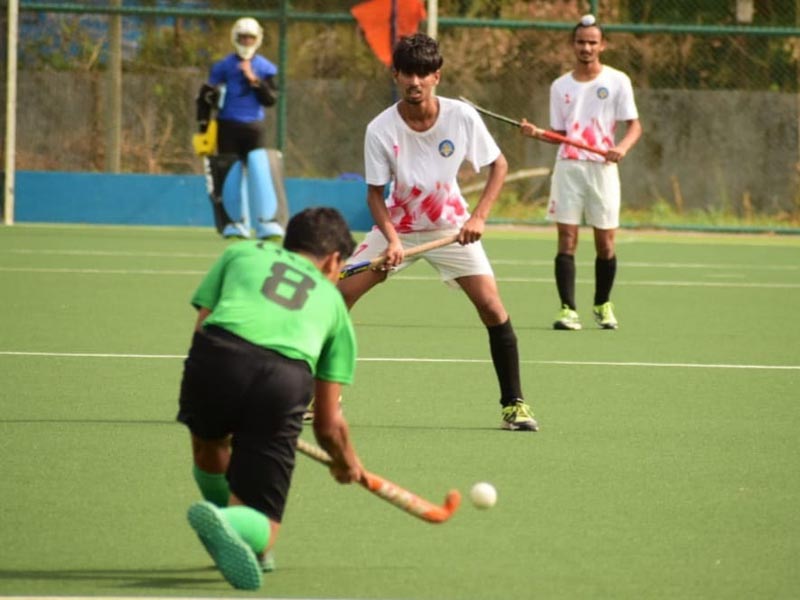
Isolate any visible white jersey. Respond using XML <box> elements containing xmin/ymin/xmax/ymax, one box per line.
<box><xmin>549</xmin><ymin>65</ymin><xmax>638</xmax><ymax>163</ymax></box>
<box><xmin>364</xmin><ymin>96</ymin><xmax>501</xmax><ymax>233</ymax></box>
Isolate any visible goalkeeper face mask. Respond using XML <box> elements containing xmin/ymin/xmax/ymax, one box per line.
<box><xmin>231</xmin><ymin>17</ymin><xmax>263</xmax><ymax>60</ymax></box>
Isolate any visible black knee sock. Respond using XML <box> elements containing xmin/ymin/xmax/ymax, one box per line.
<box><xmin>594</xmin><ymin>256</ymin><xmax>617</xmax><ymax>305</ymax></box>
<box><xmin>487</xmin><ymin>318</ymin><xmax>523</xmax><ymax>406</ymax></box>
<box><xmin>555</xmin><ymin>253</ymin><xmax>577</xmax><ymax>310</ymax></box>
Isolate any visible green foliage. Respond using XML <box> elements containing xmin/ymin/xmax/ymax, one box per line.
<box><xmin>16</xmin><ymin>2</ymin><xmax>800</xmax><ymax>90</ymax></box>
<box><xmin>623</xmin><ymin>0</ymin><xmax>795</xmax><ymax>25</ymax></box>
<box><xmin>624</xmin><ymin>202</ymin><xmax>800</xmax><ymax>229</ymax></box>
<box><xmin>20</xmin><ymin>15</ymin><xmax>105</xmax><ymax>71</ymax></box>
<box><xmin>130</xmin><ymin>18</ymin><xmax>215</xmax><ymax>69</ymax></box>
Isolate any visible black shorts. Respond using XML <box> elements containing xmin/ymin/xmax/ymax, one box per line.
<box><xmin>177</xmin><ymin>326</ymin><xmax>313</xmax><ymax>522</ymax></box>
<box><xmin>217</xmin><ymin>119</ymin><xmax>266</xmax><ymax>161</ymax></box>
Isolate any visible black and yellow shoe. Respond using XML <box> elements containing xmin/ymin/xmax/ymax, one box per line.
<box><xmin>592</xmin><ymin>302</ymin><xmax>619</xmax><ymax>329</ymax></box>
<box><xmin>500</xmin><ymin>400</ymin><xmax>539</xmax><ymax>432</ymax></box>
<box><xmin>553</xmin><ymin>305</ymin><xmax>582</xmax><ymax>330</ymax></box>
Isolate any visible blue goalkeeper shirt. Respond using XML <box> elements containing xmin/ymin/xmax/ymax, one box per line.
<box><xmin>209</xmin><ymin>53</ymin><xmax>278</xmax><ymax>123</ymax></box>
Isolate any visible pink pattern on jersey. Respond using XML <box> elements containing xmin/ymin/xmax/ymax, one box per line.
<box><xmin>388</xmin><ymin>182</ymin><xmax>466</xmax><ymax>233</ymax></box>
<box><xmin>560</xmin><ymin>120</ymin><xmax>611</xmax><ymax>161</ymax></box>
<box><xmin>582</xmin><ymin>125</ymin><xmax>598</xmax><ymax>147</ymax></box>
<box><xmin>421</xmin><ymin>192</ymin><xmax>444</xmax><ymax>223</ymax></box>
<box><xmin>601</xmin><ymin>121</ymin><xmax>617</xmax><ymax>147</ymax></box>
<box><xmin>563</xmin><ymin>129</ymin><xmax>581</xmax><ymax>159</ymax></box>
<box><xmin>387</xmin><ymin>184</ymin><xmax>417</xmax><ymax>232</ymax></box>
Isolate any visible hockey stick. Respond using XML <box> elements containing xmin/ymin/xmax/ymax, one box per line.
<box><xmin>296</xmin><ymin>438</ymin><xmax>461</xmax><ymax>524</ymax></box>
<box><xmin>459</xmin><ymin>96</ymin><xmax>609</xmax><ymax>158</ymax></box>
<box><xmin>202</xmin><ymin>154</ymin><xmax>237</xmax><ymax>234</ymax></box>
<box><xmin>339</xmin><ymin>233</ymin><xmax>460</xmax><ymax>280</ymax></box>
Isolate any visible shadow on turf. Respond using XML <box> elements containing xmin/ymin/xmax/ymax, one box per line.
<box><xmin>0</xmin><ymin>566</ymin><xmax>230</xmax><ymax>590</ymax></box>
<box><xmin>7</xmin><ymin>418</ymin><xmax>517</xmax><ymax>433</ymax></box>
<box><xmin>6</xmin><ymin>418</ymin><xmax>510</xmax><ymax>433</ymax></box>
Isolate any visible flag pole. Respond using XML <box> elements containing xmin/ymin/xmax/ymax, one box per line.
<box><xmin>427</xmin><ymin>0</ymin><xmax>438</xmax><ymax>38</ymax></box>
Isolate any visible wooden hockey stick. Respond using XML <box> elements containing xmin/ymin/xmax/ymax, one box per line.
<box><xmin>459</xmin><ymin>96</ymin><xmax>609</xmax><ymax>158</ymax></box>
<box><xmin>296</xmin><ymin>438</ymin><xmax>461</xmax><ymax>524</ymax></box>
<box><xmin>339</xmin><ymin>233</ymin><xmax>460</xmax><ymax>280</ymax></box>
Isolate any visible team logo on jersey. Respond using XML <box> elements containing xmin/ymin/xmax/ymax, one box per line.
<box><xmin>438</xmin><ymin>139</ymin><xmax>455</xmax><ymax>157</ymax></box>
<box><xmin>597</xmin><ymin>87</ymin><xmax>609</xmax><ymax>99</ymax></box>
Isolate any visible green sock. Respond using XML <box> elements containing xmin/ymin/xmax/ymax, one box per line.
<box><xmin>192</xmin><ymin>465</ymin><xmax>230</xmax><ymax>507</ymax></box>
<box><xmin>223</xmin><ymin>505</ymin><xmax>270</xmax><ymax>554</ymax></box>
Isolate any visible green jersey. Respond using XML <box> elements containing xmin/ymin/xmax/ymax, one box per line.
<box><xmin>192</xmin><ymin>241</ymin><xmax>357</xmax><ymax>384</ymax></box>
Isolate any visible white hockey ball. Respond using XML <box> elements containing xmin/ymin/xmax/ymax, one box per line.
<box><xmin>469</xmin><ymin>482</ymin><xmax>497</xmax><ymax>509</ymax></box>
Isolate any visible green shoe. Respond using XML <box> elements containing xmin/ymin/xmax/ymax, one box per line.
<box><xmin>187</xmin><ymin>501</ymin><xmax>263</xmax><ymax>590</ymax></box>
<box><xmin>593</xmin><ymin>302</ymin><xmax>618</xmax><ymax>329</ymax></box>
<box><xmin>553</xmin><ymin>305</ymin><xmax>582</xmax><ymax>330</ymax></box>
<box><xmin>501</xmin><ymin>400</ymin><xmax>539</xmax><ymax>432</ymax></box>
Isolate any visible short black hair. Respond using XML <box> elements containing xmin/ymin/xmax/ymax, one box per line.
<box><xmin>283</xmin><ymin>207</ymin><xmax>356</xmax><ymax>260</ymax></box>
<box><xmin>572</xmin><ymin>14</ymin><xmax>604</xmax><ymax>40</ymax></box>
<box><xmin>392</xmin><ymin>33</ymin><xmax>443</xmax><ymax>76</ymax></box>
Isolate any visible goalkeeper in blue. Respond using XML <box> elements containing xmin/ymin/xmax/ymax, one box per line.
<box><xmin>176</xmin><ymin>207</ymin><xmax>364</xmax><ymax>590</ymax></box>
<box><xmin>195</xmin><ymin>17</ymin><xmax>285</xmax><ymax>240</ymax></box>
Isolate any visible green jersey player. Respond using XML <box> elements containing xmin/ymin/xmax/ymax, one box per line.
<box><xmin>177</xmin><ymin>207</ymin><xmax>364</xmax><ymax>590</ymax></box>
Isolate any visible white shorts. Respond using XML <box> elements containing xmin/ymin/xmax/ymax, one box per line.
<box><xmin>348</xmin><ymin>228</ymin><xmax>494</xmax><ymax>285</ymax></box>
<box><xmin>547</xmin><ymin>159</ymin><xmax>621</xmax><ymax>229</ymax></box>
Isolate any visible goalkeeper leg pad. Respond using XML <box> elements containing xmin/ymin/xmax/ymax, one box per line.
<box><xmin>221</xmin><ymin>159</ymin><xmax>251</xmax><ymax>238</ymax></box>
<box><xmin>246</xmin><ymin>148</ymin><xmax>285</xmax><ymax>239</ymax></box>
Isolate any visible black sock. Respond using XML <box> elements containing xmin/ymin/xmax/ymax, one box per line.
<box><xmin>594</xmin><ymin>256</ymin><xmax>617</xmax><ymax>305</ymax></box>
<box><xmin>487</xmin><ymin>318</ymin><xmax>523</xmax><ymax>406</ymax></box>
<box><xmin>555</xmin><ymin>253</ymin><xmax>576</xmax><ymax>310</ymax></box>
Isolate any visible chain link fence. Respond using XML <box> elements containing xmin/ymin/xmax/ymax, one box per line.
<box><xmin>2</xmin><ymin>1</ymin><xmax>800</xmax><ymax>223</ymax></box>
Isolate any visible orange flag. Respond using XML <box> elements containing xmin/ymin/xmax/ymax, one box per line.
<box><xmin>351</xmin><ymin>0</ymin><xmax>427</xmax><ymax>67</ymax></box>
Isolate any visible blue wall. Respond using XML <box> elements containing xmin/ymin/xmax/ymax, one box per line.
<box><xmin>14</xmin><ymin>171</ymin><xmax>375</xmax><ymax>232</ymax></box>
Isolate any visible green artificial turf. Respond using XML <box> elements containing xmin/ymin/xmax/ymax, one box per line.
<box><xmin>1</xmin><ymin>224</ymin><xmax>798</xmax><ymax>599</ymax></box>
